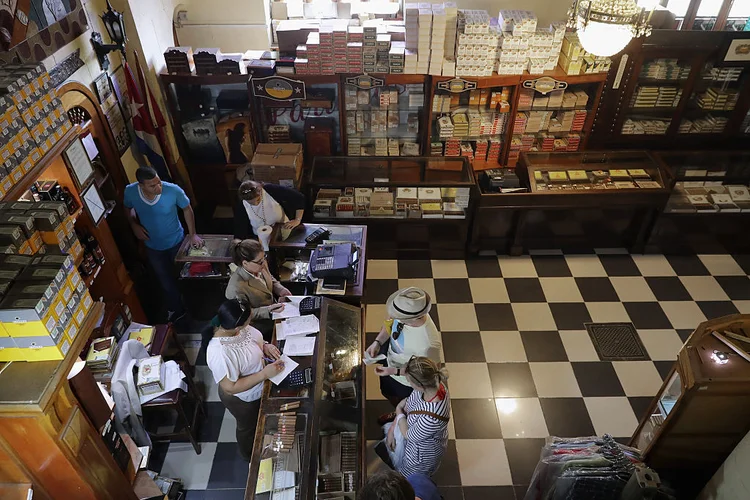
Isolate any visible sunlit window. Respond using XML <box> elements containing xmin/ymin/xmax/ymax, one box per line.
<box><xmin>696</xmin><ymin>0</ymin><xmax>723</xmax><ymax>16</ymax></box>
<box><xmin>728</xmin><ymin>0</ymin><xmax>750</xmax><ymax>17</ymax></box>
<box><xmin>664</xmin><ymin>0</ymin><xmax>691</xmax><ymax>17</ymax></box>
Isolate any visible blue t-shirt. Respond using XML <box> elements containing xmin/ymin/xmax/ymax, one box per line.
<box><xmin>407</xmin><ymin>474</ymin><xmax>440</xmax><ymax>500</ymax></box>
<box><xmin>123</xmin><ymin>181</ymin><xmax>189</xmax><ymax>250</ymax></box>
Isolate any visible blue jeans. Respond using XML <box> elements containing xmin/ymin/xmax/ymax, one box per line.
<box><xmin>145</xmin><ymin>242</ymin><xmax>183</xmax><ymax>318</ymax></box>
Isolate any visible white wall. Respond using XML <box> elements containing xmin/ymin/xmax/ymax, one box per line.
<box><xmin>698</xmin><ymin>430</ymin><xmax>750</xmax><ymax>500</ymax></box>
<box><xmin>173</xmin><ymin>0</ymin><xmax>571</xmax><ymax>52</ymax></box>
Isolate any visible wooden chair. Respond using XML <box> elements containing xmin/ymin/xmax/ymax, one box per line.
<box><xmin>141</xmin><ymin>360</ymin><xmax>205</xmax><ymax>454</ymax></box>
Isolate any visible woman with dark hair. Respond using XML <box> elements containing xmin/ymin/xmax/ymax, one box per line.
<box><xmin>225</xmin><ymin>239</ymin><xmax>290</xmax><ymax>339</ymax></box>
<box><xmin>381</xmin><ymin>356</ymin><xmax>450</xmax><ymax>479</ymax></box>
<box><xmin>206</xmin><ymin>300</ymin><xmax>285</xmax><ymax>460</ymax></box>
<box><xmin>233</xmin><ymin>180</ymin><xmax>306</xmax><ymax>240</ymax></box>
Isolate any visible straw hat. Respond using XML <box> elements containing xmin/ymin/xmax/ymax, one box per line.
<box><xmin>386</xmin><ymin>287</ymin><xmax>432</xmax><ymax>320</ymax></box>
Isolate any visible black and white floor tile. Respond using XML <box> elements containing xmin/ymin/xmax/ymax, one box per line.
<box><xmin>151</xmin><ymin>251</ymin><xmax>750</xmax><ymax>500</ymax></box>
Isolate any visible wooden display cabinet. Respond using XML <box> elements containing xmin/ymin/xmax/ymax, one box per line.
<box><xmin>505</xmin><ymin>70</ymin><xmax>607</xmax><ymax>167</ymax></box>
<box><xmin>590</xmin><ymin>30</ymin><xmax>750</xmax><ymax>150</ymax></box>
<box><xmin>0</xmin><ymin>303</ymin><xmax>137</xmax><ymax>500</ymax></box>
<box><xmin>340</xmin><ymin>74</ymin><xmax>429</xmax><ymax>157</ymax></box>
<box><xmin>249</xmin><ymin>74</ymin><xmax>344</xmax><ymax>157</ymax></box>
<box><xmin>160</xmin><ymin>73</ymin><xmax>254</xmax><ymax>210</ymax></box>
<box><xmin>427</xmin><ymin>75</ymin><xmax>520</xmax><ymax>171</ymax></box>
<box><xmin>630</xmin><ymin>314</ymin><xmax>750</xmax><ymax>498</ymax></box>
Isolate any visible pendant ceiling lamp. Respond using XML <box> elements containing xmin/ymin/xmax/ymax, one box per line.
<box><xmin>567</xmin><ymin>0</ymin><xmax>653</xmax><ymax>57</ymax></box>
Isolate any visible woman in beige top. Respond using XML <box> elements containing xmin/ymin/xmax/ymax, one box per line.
<box><xmin>225</xmin><ymin>239</ymin><xmax>291</xmax><ymax>339</ymax></box>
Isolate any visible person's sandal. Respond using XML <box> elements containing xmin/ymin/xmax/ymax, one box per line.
<box><xmin>377</xmin><ymin>412</ymin><xmax>397</xmax><ymax>426</ymax></box>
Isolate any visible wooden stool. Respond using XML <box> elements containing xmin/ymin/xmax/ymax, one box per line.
<box><xmin>141</xmin><ymin>361</ymin><xmax>205</xmax><ymax>454</ymax></box>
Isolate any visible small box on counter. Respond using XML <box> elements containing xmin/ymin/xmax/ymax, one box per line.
<box><xmin>164</xmin><ymin>47</ymin><xmax>195</xmax><ymax>74</ymax></box>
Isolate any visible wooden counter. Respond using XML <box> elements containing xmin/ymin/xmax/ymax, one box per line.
<box><xmin>0</xmin><ymin>302</ymin><xmax>137</xmax><ymax>500</ymax></box>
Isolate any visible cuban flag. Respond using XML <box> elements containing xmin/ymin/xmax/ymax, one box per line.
<box><xmin>124</xmin><ymin>58</ymin><xmax>172</xmax><ymax>181</ymax></box>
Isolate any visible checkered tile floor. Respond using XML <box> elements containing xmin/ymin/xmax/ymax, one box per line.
<box><xmin>152</xmin><ymin>251</ymin><xmax>750</xmax><ymax>500</ymax></box>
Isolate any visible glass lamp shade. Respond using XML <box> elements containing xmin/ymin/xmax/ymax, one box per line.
<box><xmin>102</xmin><ymin>9</ymin><xmax>125</xmax><ymax>45</ymax></box>
<box><xmin>576</xmin><ymin>18</ymin><xmax>634</xmax><ymax>57</ymax></box>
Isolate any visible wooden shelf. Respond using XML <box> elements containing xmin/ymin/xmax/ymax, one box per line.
<box><xmin>4</xmin><ymin>125</ymin><xmax>80</xmax><ymax>201</ymax></box>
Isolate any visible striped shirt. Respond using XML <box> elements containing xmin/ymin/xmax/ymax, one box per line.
<box><xmin>397</xmin><ymin>385</ymin><xmax>450</xmax><ymax>477</ymax></box>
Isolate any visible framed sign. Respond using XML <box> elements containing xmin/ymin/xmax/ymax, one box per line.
<box><xmin>436</xmin><ymin>78</ymin><xmax>478</xmax><ymax>93</ymax></box>
<box><xmin>522</xmin><ymin>77</ymin><xmax>568</xmax><ymax>95</ymax></box>
<box><xmin>722</xmin><ymin>38</ymin><xmax>750</xmax><ymax>65</ymax></box>
<box><xmin>62</xmin><ymin>138</ymin><xmax>94</xmax><ymax>190</ymax></box>
<box><xmin>345</xmin><ymin>75</ymin><xmax>385</xmax><ymax>89</ymax></box>
<box><xmin>93</xmin><ymin>71</ymin><xmax>131</xmax><ymax>155</ymax></box>
<box><xmin>251</xmin><ymin>76</ymin><xmax>306</xmax><ymax>101</ymax></box>
<box><xmin>81</xmin><ymin>182</ymin><xmax>106</xmax><ymax>226</ymax></box>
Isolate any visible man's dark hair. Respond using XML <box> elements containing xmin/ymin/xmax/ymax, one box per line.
<box><xmin>135</xmin><ymin>166</ymin><xmax>158</xmax><ymax>184</ymax></box>
<box><xmin>360</xmin><ymin>471</ymin><xmax>415</xmax><ymax>500</ymax></box>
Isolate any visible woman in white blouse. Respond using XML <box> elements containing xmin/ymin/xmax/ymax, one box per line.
<box><xmin>233</xmin><ymin>180</ymin><xmax>306</xmax><ymax>240</ymax></box>
<box><xmin>206</xmin><ymin>300</ymin><xmax>285</xmax><ymax>460</ymax></box>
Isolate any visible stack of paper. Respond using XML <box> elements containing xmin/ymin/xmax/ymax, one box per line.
<box><xmin>283</xmin><ymin>336</ymin><xmax>316</xmax><ymax>357</ymax></box>
<box><xmin>277</xmin><ymin>315</ymin><xmax>321</xmax><ymax>340</ymax></box>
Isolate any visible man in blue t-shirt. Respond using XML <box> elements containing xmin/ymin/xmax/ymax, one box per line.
<box><xmin>124</xmin><ymin>166</ymin><xmax>203</xmax><ymax>321</ymax></box>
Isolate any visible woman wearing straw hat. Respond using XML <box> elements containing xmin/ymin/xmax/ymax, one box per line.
<box><xmin>365</xmin><ymin>287</ymin><xmax>443</xmax><ymax>407</ymax></box>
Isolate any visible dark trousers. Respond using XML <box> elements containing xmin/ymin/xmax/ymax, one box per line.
<box><xmin>145</xmin><ymin>242</ymin><xmax>183</xmax><ymax>317</ymax></box>
<box><xmin>378</xmin><ymin>341</ymin><xmax>413</xmax><ymax>407</ymax></box>
<box><xmin>218</xmin><ymin>385</ymin><xmax>261</xmax><ymax>461</ymax></box>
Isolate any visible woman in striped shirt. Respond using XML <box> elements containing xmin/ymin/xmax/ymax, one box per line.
<box><xmin>383</xmin><ymin>356</ymin><xmax>450</xmax><ymax>478</ymax></box>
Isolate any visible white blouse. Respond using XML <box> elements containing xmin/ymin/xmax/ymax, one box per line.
<box><xmin>206</xmin><ymin>326</ymin><xmax>265</xmax><ymax>402</ymax></box>
<box><xmin>242</xmin><ymin>189</ymin><xmax>288</xmax><ymax>235</ymax></box>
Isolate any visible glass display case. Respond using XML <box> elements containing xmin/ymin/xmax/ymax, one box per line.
<box><xmin>173</xmin><ymin>233</ymin><xmax>234</xmax><ymax>320</ymax></box>
<box><xmin>247</xmin><ymin>298</ymin><xmax>364</xmax><ymax>500</ymax></box>
<box><xmin>507</xmin><ymin>74</ymin><xmax>606</xmax><ymax>167</ymax></box>
<box><xmin>429</xmin><ymin>76</ymin><xmax>517</xmax><ymax>170</ymax></box>
<box><xmin>307</xmin><ymin>156</ymin><xmax>477</xmax><ymax>258</ymax></box>
<box><xmin>679</xmin><ymin>63</ymin><xmax>750</xmax><ymax>134</ymax></box>
<box><xmin>252</xmin><ymin>75</ymin><xmax>342</xmax><ymax>156</ymax></box>
<box><xmin>517</xmin><ymin>151</ymin><xmax>669</xmax><ymax>193</ymax></box>
<box><xmin>655</xmin><ymin>151</ymin><xmax>750</xmax><ymax>214</ymax></box>
<box><xmin>342</xmin><ymin>75</ymin><xmax>427</xmax><ymax>157</ymax></box>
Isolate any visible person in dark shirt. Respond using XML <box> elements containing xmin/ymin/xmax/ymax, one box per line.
<box><xmin>360</xmin><ymin>470</ymin><xmax>440</xmax><ymax>500</ymax></box>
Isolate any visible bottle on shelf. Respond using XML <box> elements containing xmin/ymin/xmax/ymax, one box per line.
<box><xmin>60</xmin><ymin>187</ymin><xmax>80</xmax><ymax>214</ymax></box>
<box><xmin>86</xmin><ymin>233</ymin><xmax>106</xmax><ymax>265</ymax></box>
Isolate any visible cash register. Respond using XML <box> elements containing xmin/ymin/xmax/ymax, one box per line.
<box><xmin>309</xmin><ymin>243</ymin><xmax>357</xmax><ymax>281</ymax></box>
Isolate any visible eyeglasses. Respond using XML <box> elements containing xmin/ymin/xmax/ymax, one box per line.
<box><xmin>251</xmin><ymin>255</ymin><xmax>266</xmax><ymax>265</ymax></box>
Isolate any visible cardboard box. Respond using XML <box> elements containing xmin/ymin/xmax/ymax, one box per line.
<box><xmin>251</xmin><ymin>144</ymin><xmax>303</xmax><ymax>188</ymax></box>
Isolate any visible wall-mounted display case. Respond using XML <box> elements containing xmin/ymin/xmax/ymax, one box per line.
<box><xmin>341</xmin><ymin>74</ymin><xmax>427</xmax><ymax>157</ymax></box>
<box><xmin>307</xmin><ymin>156</ymin><xmax>477</xmax><ymax>258</ymax></box>
<box><xmin>470</xmin><ymin>151</ymin><xmax>671</xmax><ymax>254</ymax></box>
<box><xmin>250</xmin><ymin>75</ymin><xmax>343</xmax><ymax>158</ymax></box>
<box><xmin>647</xmin><ymin>151</ymin><xmax>750</xmax><ymax>254</ymax></box>
<box><xmin>160</xmin><ymin>73</ymin><xmax>253</xmax><ymax>208</ymax></box>
<box><xmin>428</xmin><ymin>75</ymin><xmax>519</xmax><ymax>171</ymax></box>
<box><xmin>591</xmin><ymin>31</ymin><xmax>750</xmax><ymax>150</ymax></box>
<box><xmin>246</xmin><ymin>298</ymin><xmax>364</xmax><ymax>500</ymax></box>
<box><xmin>506</xmin><ymin>72</ymin><xmax>606</xmax><ymax>167</ymax></box>
<box><xmin>629</xmin><ymin>314</ymin><xmax>750</xmax><ymax>499</ymax></box>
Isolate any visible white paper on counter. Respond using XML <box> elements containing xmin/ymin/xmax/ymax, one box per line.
<box><xmin>281</xmin><ymin>295</ymin><xmax>310</xmax><ymax>307</ymax></box>
<box><xmin>268</xmin><ymin>355</ymin><xmax>299</xmax><ymax>385</ymax></box>
<box><xmin>276</xmin><ymin>315</ymin><xmax>320</xmax><ymax>340</ymax></box>
<box><xmin>138</xmin><ymin>360</ymin><xmax>188</xmax><ymax>404</ymax></box>
<box><xmin>283</xmin><ymin>336</ymin><xmax>316</xmax><ymax>357</ymax></box>
<box><xmin>272</xmin><ymin>303</ymin><xmax>300</xmax><ymax>320</ymax></box>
